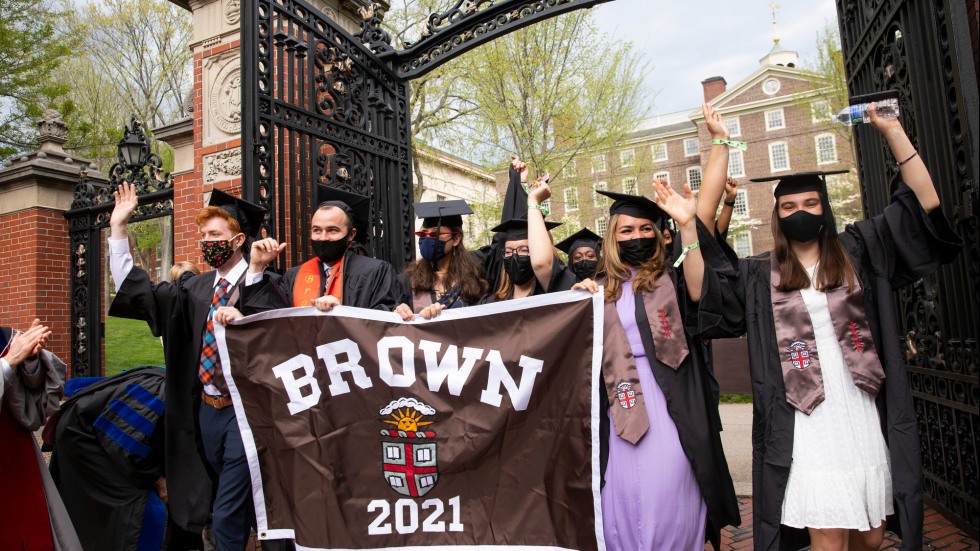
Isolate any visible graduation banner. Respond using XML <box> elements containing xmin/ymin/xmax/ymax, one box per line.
<box><xmin>215</xmin><ymin>290</ymin><xmax>604</xmax><ymax>551</ymax></box>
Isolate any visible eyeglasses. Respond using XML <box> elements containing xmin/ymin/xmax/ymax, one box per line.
<box><xmin>502</xmin><ymin>246</ymin><xmax>530</xmax><ymax>258</ymax></box>
<box><xmin>413</xmin><ymin>230</ymin><xmax>454</xmax><ymax>239</ymax></box>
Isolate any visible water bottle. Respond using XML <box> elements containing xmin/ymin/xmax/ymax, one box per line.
<box><xmin>834</xmin><ymin>97</ymin><xmax>900</xmax><ymax>126</ymax></box>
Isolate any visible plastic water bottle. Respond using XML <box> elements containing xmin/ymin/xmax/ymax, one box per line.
<box><xmin>834</xmin><ymin>97</ymin><xmax>900</xmax><ymax>126</ymax></box>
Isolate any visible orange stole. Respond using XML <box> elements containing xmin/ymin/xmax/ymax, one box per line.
<box><xmin>292</xmin><ymin>257</ymin><xmax>344</xmax><ymax>307</ymax></box>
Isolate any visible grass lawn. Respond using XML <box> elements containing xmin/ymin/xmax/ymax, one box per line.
<box><xmin>104</xmin><ymin>316</ymin><xmax>166</xmax><ymax>376</ymax></box>
<box><xmin>720</xmin><ymin>393</ymin><xmax>753</xmax><ymax>404</ymax></box>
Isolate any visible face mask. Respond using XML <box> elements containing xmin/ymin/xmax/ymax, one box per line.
<box><xmin>201</xmin><ymin>240</ymin><xmax>235</xmax><ymax>269</ymax></box>
<box><xmin>312</xmin><ymin>236</ymin><xmax>349</xmax><ymax>264</ymax></box>
<box><xmin>419</xmin><ymin>237</ymin><xmax>449</xmax><ymax>262</ymax></box>
<box><xmin>618</xmin><ymin>237</ymin><xmax>658</xmax><ymax>267</ymax></box>
<box><xmin>504</xmin><ymin>254</ymin><xmax>535</xmax><ymax>285</ymax></box>
<box><xmin>571</xmin><ymin>259</ymin><xmax>598</xmax><ymax>281</ymax></box>
<box><xmin>664</xmin><ymin>241</ymin><xmax>674</xmax><ymax>258</ymax></box>
<box><xmin>779</xmin><ymin>210</ymin><xmax>825</xmax><ymax>243</ymax></box>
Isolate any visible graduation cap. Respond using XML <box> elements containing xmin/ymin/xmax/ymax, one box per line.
<box><xmin>414</xmin><ymin>200</ymin><xmax>473</xmax><ymax>228</ymax></box>
<box><xmin>595</xmin><ymin>189</ymin><xmax>665</xmax><ymax>222</ymax></box>
<box><xmin>316</xmin><ymin>184</ymin><xmax>371</xmax><ymax>243</ymax></box>
<box><xmin>555</xmin><ymin>228</ymin><xmax>602</xmax><ymax>256</ymax></box>
<box><xmin>208</xmin><ymin>189</ymin><xmax>267</xmax><ymax>238</ymax></box>
<box><xmin>751</xmin><ymin>170</ymin><xmax>850</xmax><ymax>198</ymax></box>
<box><xmin>491</xmin><ymin>218</ymin><xmax>562</xmax><ymax>241</ymax></box>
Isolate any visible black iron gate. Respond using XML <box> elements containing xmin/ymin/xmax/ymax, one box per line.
<box><xmin>837</xmin><ymin>0</ymin><xmax>979</xmax><ymax>534</ymax></box>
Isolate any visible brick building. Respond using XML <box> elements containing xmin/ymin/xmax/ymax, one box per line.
<box><xmin>543</xmin><ymin>41</ymin><xmax>858</xmax><ymax>257</ymax></box>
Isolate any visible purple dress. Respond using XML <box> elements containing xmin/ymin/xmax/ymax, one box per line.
<box><xmin>601</xmin><ymin>276</ymin><xmax>708</xmax><ymax>550</ymax></box>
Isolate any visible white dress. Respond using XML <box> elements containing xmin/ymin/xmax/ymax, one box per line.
<box><xmin>780</xmin><ymin>265</ymin><xmax>894</xmax><ymax>530</ymax></box>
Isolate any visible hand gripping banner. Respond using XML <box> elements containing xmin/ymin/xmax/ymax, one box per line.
<box><xmin>215</xmin><ymin>290</ymin><xmax>604</xmax><ymax>550</ymax></box>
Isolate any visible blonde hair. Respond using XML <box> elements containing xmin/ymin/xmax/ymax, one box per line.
<box><xmin>596</xmin><ymin>213</ymin><xmax>667</xmax><ymax>303</ymax></box>
<box><xmin>169</xmin><ymin>261</ymin><xmax>200</xmax><ymax>281</ymax></box>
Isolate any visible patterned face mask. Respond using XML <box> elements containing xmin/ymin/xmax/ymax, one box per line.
<box><xmin>201</xmin><ymin>239</ymin><xmax>235</xmax><ymax>268</ymax></box>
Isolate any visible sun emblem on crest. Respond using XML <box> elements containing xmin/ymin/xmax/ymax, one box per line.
<box><xmin>379</xmin><ymin>397</ymin><xmax>439</xmax><ymax>497</ymax></box>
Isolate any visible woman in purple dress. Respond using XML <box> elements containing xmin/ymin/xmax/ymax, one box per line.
<box><xmin>575</xmin><ymin>177</ymin><xmax>741</xmax><ymax>550</ymax></box>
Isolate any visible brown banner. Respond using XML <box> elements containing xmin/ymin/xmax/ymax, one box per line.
<box><xmin>216</xmin><ymin>291</ymin><xmax>603</xmax><ymax>550</ymax></box>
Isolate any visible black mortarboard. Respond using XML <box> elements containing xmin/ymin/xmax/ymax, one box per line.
<box><xmin>414</xmin><ymin>200</ymin><xmax>473</xmax><ymax>228</ymax></box>
<box><xmin>596</xmin><ymin>189</ymin><xmax>664</xmax><ymax>221</ymax></box>
<box><xmin>752</xmin><ymin>170</ymin><xmax>849</xmax><ymax>198</ymax></box>
<box><xmin>555</xmin><ymin>228</ymin><xmax>602</xmax><ymax>255</ymax></box>
<box><xmin>491</xmin><ymin>218</ymin><xmax>562</xmax><ymax>241</ymax></box>
<box><xmin>208</xmin><ymin>189</ymin><xmax>267</xmax><ymax>238</ymax></box>
<box><xmin>316</xmin><ymin>184</ymin><xmax>371</xmax><ymax>243</ymax></box>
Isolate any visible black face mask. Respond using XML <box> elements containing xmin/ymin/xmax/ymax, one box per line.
<box><xmin>571</xmin><ymin>259</ymin><xmax>598</xmax><ymax>281</ymax></box>
<box><xmin>618</xmin><ymin>237</ymin><xmax>658</xmax><ymax>267</ymax></box>
<box><xmin>664</xmin><ymin>241</ymin><xmax>674</xmax><ymax>258</ymax></box>
<box><xmin>312</xmin><ymin>236</ymin><xmax>349</xmax><ymax>264</ymax></box>
<box><xmin>503</xmin><ymin>254</ymin><xmax>535</xmax><ymax>285</ymax></box>
<box><xmin>779</xmin><ymin>210</ymin><xmax>825</xmax><ymax>243</ymax></box>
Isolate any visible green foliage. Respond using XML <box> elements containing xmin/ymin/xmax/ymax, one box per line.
<box><xmin>0</xmin><ymin>0</ymin><xmax>77</xmax><ymax>162</ymax></box>
<box><xmin>104</xmin><ymin>316</ymin><xmax>165</xmax><ymax>376</ymax></box>
<box><xmin>468</xmin><ymin>190</ymin><xmax>504</xmax><ymax>247</ymax></box>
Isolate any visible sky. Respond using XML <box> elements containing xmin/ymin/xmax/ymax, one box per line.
<box><xmin>587</xmin><ymin>0</ymin><xmax>841</xmax><ymax>116</ymax></box>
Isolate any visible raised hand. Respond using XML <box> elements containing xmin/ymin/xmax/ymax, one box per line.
<box><xmin>702</xmin><ymin>102</ymin><xmax>730</xmax><ymax>140</ymax></box>
<box><xmin>5</xmin><ymin>320</ymin><xmax>51</xmax><ymax>366</ymax></box>
<box><xmin>868</xmin><ymin>101</ymin><xmax>902</xmax><ymax>137</ymax></box>
<box><xmin>248</xmin><ymin>238</ymin><xmax>287</xmax><ymax>272</ymax></box>
<box><xmin>724</xmin><ymin>177</ymin><xmax>738</xmax><ymax>202</ymax></box>
<box><xmin>652</xmin><ymin>178</ymin><xmax>696</xmax><ymax>228</ymax></box>
<box><xmin>528</xmin><ymin>176</ymin><xmax>551</xmax><ymax>205</ymax></box>
<box><xmin>511</xmin><ymin>155</ymin><xmax>529</xmax><ymax>183</ymax></box>
<box><xmin>109</xmin><ymin>182</ymin><xmax>139</xmax><ymax>238</ymax></box>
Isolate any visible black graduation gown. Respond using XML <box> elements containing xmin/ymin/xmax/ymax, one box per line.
<box><xmin>49</xmin><ymin>367</ymin><xmax>168</xmax><ymax>550</ymax></box>
<box><xmin>598</xmin><ymin>218</ymin><xmax>744</xmax><ymax>549</ymax></box>
<box><xmin>736</xmin><ymin>184</ymin><xmax>961</xmax><ymax>550</ymax></box>
<box><xmin>108</xmin><ymin>268</ymin><xmax>235</xmax><ymax>532</ymax></box>
<box><xmin>240</xmin><ymin>252</ymin><xmax>398</xmax><ymax>314</ymax></box>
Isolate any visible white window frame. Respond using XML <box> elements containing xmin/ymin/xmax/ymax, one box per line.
<box><xmin>724</xmin><ymin>116</ymin><xmax>742</xmax><ymax>138</ymax></box>
<box><xmin>619</xmin><ymin>149</ymin><xmax>635</xmax><ymax>167</ymax></box>
<box><xmin>687</xmin><ymin>166</ymin><xmax>703</xmax><ymax>192</ymax></box>
<box><xmin>815</xmin><ymin>133</ymin><xmax>838</xmax><ymax>165</ymax></box>
<box><xmin>594</xmin><ymin>181</ymin><xmax>608</xmax><ymax>207</ymax></box>
<box><xmin>728</xmin><ymin>150</ymin><xmax>745</xmax><ymax>178</ymax></box>
<box><xmin>768</xmin><ymin>141</ymin><xmax>791</xmax><ymax>172</ymax></box>
<box><xmin>651</xmin><ymin>142</ymin><xmax>668</xmax><ymax>162</ymax></box>
<box><xmin>732</xmin><ymin>232</ymin><xmax>753</xmax><ymax>257</ymax></box>
<box><xmin>595</xmin><ymin>217</ymin><xmax>608</xmax><ymax>236</ymax></box>
<box><xmin>591</xmin><ymin>155</ymin><xmax>606</xmax><ymax>174</ymax></box>
<box><xmin>564</xmin><ymin>159</ymin><xmax>577</xmax><ymax>178</ymax></box>
<box><xmin>811</xmin><ymin>100</ymin><xmax>831</xmax><ymax>123</ymax></box>
<box><xmin>683</xmin><ymin>137</ymin><xmax>699</xmax><ymax>157</ymax></box>
<box><xmin>765</xmin><ymin>108</ymin><xmax>786</xmax><ymax>131</ymax></box>
<box><xmin>733</xmin><ymin>190</ymin><xmax>749</xmax><ymax>217</ymax></box>
<box><xmin>564</xmin><ymin>187</ymin><xmax>579</xmax><ymax>212</ymax></box>
<box><xmin>653</xmin><ymin>170</ymin><xmax>670</xmax><ymax>184</ymax></box>
<box><xmin>622</xmin><ymin>177</ymin><xmax>638</xmax><ymax>195</ymax></box>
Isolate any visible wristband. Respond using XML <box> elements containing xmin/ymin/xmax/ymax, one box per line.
<box><xmin>897</xmin><ymin>151</ymin><xmax>918</xmax><ymax>166</ymax></box>
<box><xmin>529</xmin><ymin>203</ymin><xmax>550</xmax><ymax>217</ymax></box>
<box><xmin>672</xmin><ymin>240</ymin><xmax>700</xmax><ymax>268</ymax></box>
<box><xmin>711</xmin><ymin>138</ymin><xmax>747</xmax><ymax>151</ymax></box>
<box><xmin>723</xmin><ymin>199</ymin><xmax>736</xmax><ymax>207</ymax></box>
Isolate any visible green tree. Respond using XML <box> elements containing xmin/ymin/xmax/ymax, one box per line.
<box><xmin>0</xmin><ymin>0</ymin><xmax>76</xmax><ymax>162</ymax></box>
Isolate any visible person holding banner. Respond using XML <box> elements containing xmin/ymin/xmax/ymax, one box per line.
<box><xmin>394</xmin><ymin>200</ymin><xmax>488</xmax><ymax>320</ymax></box>
<box><xmin>573</xmin><ymin>178</ymin><xmax>741</xmax><ymax>551</ymax></box>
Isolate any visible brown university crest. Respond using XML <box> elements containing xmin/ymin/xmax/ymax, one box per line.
<box><xmin>379</xmin><ymin>397</ymin><xmax>439</xmax><ymax>497</ymax></box>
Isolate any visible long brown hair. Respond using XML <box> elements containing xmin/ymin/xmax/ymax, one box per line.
<box><xmin>596</xmin><ymin>214</ymin><xmax>667</xmax><ymax>303</ymax></box>
<box><xmin>771</xmin><ymin>199</ymin><xmax>856</xmax><ymax>293</ymax></box>
<box><xmin>403</xmin><ymin>227</ymin><xmax>488</xmax><ymax>303</ymax></box>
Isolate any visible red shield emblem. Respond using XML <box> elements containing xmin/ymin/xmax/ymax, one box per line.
<box><xmin>380</xmin><ymin>398</ymin><xmax>439</xmax><ymax>497</ymax></box>
<box><xmin>788</xmin><ymin>340</ymin><xmax>812</xmax><ymax>370</ymax></box>
<box><xmin>616</xmin><ymin>381</ymin><xmax>636</xmax><ymax>409</ymax></box>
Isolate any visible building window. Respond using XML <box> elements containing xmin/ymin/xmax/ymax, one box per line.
<box><xmin>769</xmin><ymin>142</ymin><xmax>790</xmax><ymax>172</ymax></box>
<box><xmin>435</xmin><ymin>194</ymin><xmax>447</xmax><ymax>202</ymax></box>
<box><xmin>811</xmin><ymin>100</ymin><xmax>831</xmax><ymax>123</ymax></box>
<box><xmin>653</xmin><ymin>170</ymin><xmax>670</xmax><ymax>184</ymax></box>
<box><xmin>733</xmin><ymin>190</ymin><xmax>749</xmax><ymax>217</ymax></box>
<box><xmin>762</xmin><ymin>78</ymin><xmax>781</xmax><ymax>95</ymax></box>
<box><xmin>724</xmin><ymin>116</ymin><xmax>741</xmax><ymax>138</ymax></box>
<box><xmin>651</xmin><ymin>143</ymin><xmax>668</xmax><ymax>162</ymax></box>
<box><xmin>815</xmin><ymin>134</ymin><xmax>837</xmax><ymax>164</ymax></box>
<box><xmin>687</xmin><ymin>166</ymin><xmax>703</xmax><ymax>192</ymax></box>
<box><xmin>620</xmin><ymin>149</ymin><xmax>635</xmax><ymax>167</ymax></box>
<box><xmin>594</xmin><ymin>181</ymin><xmax>608</xmax><ymax>207</ymax></box>
<box><xmin>622</xmin><ymin>177</ymin><xmax>638</xmax><ymax>195</ymax></box>
<box><xmin>564</xmin><ymin>188</ymin><xmax>579</xmax><ymax>211</ymax></box>
<box><xmin>684</xmin><ymin>138</ymin><xmax>699</xmax><ymax>157</ymax></box>
<box><xmin>732</xmin><ymin>232</ymin><xmax>753</xmax><ymax>257</ymax></box>
<box><xmin>564</xmin><ymin>159</ymin><xmax>577</xmax><ymax>178</ymax></box>
<box><xmin>728</xmin><ymin>150</ymin><xmax>745</xmax><ymax>178</ymax></box>
<box><xmin>765</xmin><ymin>108</ymin><xmax>785</xmax><ymax>131</ymax></box>
<box><xmin>592</xmin><ymin>155</ymin><xmax>606</xmax><ymax>173</ymax></box>
<box><xmin>595</xmin><ymin>217</ymin><xmax>608</xmax><ymax>236</ymax></box>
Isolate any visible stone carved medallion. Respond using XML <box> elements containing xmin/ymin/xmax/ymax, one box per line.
<box><xmin>225</xmin><ymin>0</ymin><xmax>241</xmax><ymax>25</ymax></box>
<box><xmin>203</xmin><ymin>148</ymin><xmax>242</xmax><ymax>184</ymax></box>
<box><xmin>209</xmin><ymin>59</ymin><xmax>242</xmax><ymax>135</ymax></box>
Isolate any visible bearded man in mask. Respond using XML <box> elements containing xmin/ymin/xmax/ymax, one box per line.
<box><xmin>108</xmin><ymin>182</ymin><xmax>284</xmax><ymax>550</ymax></box>
<box><xmin>229</xmin><ymin>184</ymin><xmax>398</xmax><ymax>317</ymax></box>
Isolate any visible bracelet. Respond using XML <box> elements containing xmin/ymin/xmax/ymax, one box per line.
<box><xmin>529</xmin><ymin>203</ymin><xmax>550</xmax><ymax>217</ymax></box>
<box><xmin>711</xmin><ymin>138</ymin><xmax>747</xmax><ymax>151</ymax></box>
<box><xmin>723</xmin><ymin>199</ymin><xmax>737</xmax><ymax>207</ymax></box>
<box><xmin>672</xmin><ymin>240</ymin><xmax>700</xmax><ymax>268</ymax></box>
<box><xmin>897</xmin><ymin>151</ymin><xmax>918</xmax><ymax>166</ymax></box>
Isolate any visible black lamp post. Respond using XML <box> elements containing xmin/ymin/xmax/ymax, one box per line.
<box><xmin>105</xmin><ymin>116</ymin><xmax>173</xmax><ymax>198</ymax></box>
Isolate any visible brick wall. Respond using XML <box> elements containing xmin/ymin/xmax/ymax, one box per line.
<box><xmin>0</xmin><ymin>208</ymin><xmax>71</xmax><ymax>364</ymax></box>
